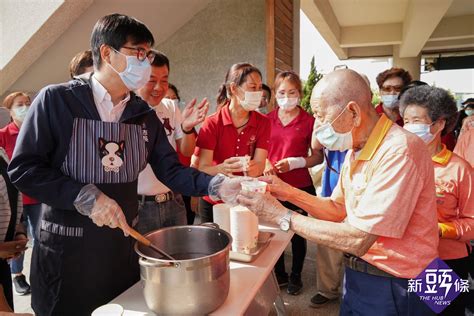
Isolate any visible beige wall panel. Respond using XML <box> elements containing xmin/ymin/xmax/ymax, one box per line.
<box><xmin>158</xmin><ymin>0</ymin><xmax>266</xmax><ymax>112</ymax></box>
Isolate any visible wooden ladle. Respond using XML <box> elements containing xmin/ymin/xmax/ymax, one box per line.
<box><xmin>128</xmin><ymin>228</ymin><xmax>176</xmax><ymax>261</ymax></box>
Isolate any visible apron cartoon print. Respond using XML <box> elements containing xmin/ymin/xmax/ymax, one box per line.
<box><xmin>61</xmin><ymin>118</ymin><xmax>148</xmax><ymax>183</ymax></box>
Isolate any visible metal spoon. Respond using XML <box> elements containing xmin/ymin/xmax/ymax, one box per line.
<box><xmin>128</xmin><ymin>228</ymin><xmax>176</xmax><ymax>261</ymax></box>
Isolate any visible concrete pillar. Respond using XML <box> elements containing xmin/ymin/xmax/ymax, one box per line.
<box><xmin>392</xmin><ymin>45</ymin><xmax>421</xmax><ymax>80</ymax></box>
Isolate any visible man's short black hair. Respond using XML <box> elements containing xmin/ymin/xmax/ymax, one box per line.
<box><xmin>90</xmin><ymin>13</ymin><xmax>154</xmax><ymax>69</ymax></box>
<box><xmin>150</xmin><ymin>50</ymin><xmax>170</xmax><ymax>71</ymax></box>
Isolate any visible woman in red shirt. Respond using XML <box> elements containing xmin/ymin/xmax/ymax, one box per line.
<box><xmin>196</xmin><ymin>63</ymin><xmax>271</xmax><ymax>222</ymax></box>
<box><xmin>0</xmin><ymin>92</ymin><xmax>40</xmax><ymax>296</ymax></box>
<box><xmin>265</xmin><ymin>71</ymin><xmax>323</xmax><ymax>295</ymax></box>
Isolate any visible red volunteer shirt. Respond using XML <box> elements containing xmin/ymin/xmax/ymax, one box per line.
<box><xmin>375</xmin><ymin>103</ymin><xmax>403</xmax><ymax>126</ymax></box>
<box><xmin>197</xmin><ymin>106</ymin><xmax>271</xmax><ymax>204</ymax></box>
<box><xmin>267</xmin><ymin>107</ymin><xmax>314</xmax><ymax>188</ymax></box>
<box><xmin>0</xmin><ymin>122</ymin><xmax>38</xmax><ymax>205</ymax></box>
<box><xmin>196</xmin><ymin>105</ymin><xmax>271</xmax><ymax>164</ymax></box>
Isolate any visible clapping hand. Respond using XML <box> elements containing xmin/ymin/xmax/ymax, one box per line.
<box><xmin>181</xmin><ymin>98</ymin><xmax>210</xmax><ymax>132</ymax></box>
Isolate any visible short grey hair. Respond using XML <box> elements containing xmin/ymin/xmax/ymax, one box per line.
<box><xmin>399</xmin><ymin>85</ymin><xmax>458</xmax><ymax>136</ymax></box>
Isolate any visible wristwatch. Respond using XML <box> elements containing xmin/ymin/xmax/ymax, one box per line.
<box><xmin>279</xmin><ymin>210</ymin><xmax>293</xmax><ymax>232</ymax></box>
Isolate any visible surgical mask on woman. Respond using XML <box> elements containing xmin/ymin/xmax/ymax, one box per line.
<box><xmin>381</xmin><ymin>95</ymin><xmax>398</xmax><ymax>109</ymax></box>
<box><xmin>168</xmin><ymin>99</ymin><xmax>180</xmax><ymax>109</ymax></box>
<box><xmin>13</xmin><ymin>106</ymin><xmax>29</xmax><ymax>123</ymax></box>
<box><xmin>277</xmin><ymin>97</ymin><xmax>299</xmax><ymax>110</ymax></box>
<box><xmin>404</xmin><ymin>123</ymin><xmax>435</xmax><ymax>144</ymax></box>
<box><xmin>108</xmin><ymin>48</ymin><xmax>151</xmax><ymax>91</ymax></box>
<box><xmin>238</xmin><ymin>89</ymin><xmax>263</xmax><ymax>112</ymax></box>
<box><xmin>465</xmin><ymin>109</ymin><xmax>474</xmax><ymax>116</ymax></box>
<box><xmin>314</xmin><ymin>105</ymin><xmax>353</xmax><ymax>151</ymax></box>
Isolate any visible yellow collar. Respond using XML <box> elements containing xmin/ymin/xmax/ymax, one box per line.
<box><xmin>357</xmin><ymin>114</ymin><xmax>393</xmax><ymax>161</ymax></box>
<box><xmin>432</xmin><ymin>144</ymin><xmax>452</xmax><ymax>166</ymax></box>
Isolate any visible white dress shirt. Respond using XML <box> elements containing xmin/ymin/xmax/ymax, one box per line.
<box><xmin>137</xmin><ymin>99</ymin><xmax>185</xmax><ymax>195</ymax></box>
<box><xmin>91</xmin><ymin>76</ymin><xmax>130</xmax><ymax>123</ymax></box>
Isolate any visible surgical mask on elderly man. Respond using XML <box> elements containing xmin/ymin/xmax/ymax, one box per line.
<box><xmin>465</xmin><ymin>109</ymin><xmax>474</xmax><ymax>116</ymax></box>
<box><xmin>238</xmin><ymin>89</ymin><xmax>263</xmax><ymax>112</ymax></box>
<box><xmin>108</xmin><ymin>49</ymin><xmax>151</xmax><ymax>90</ymax></box>
<box><xmin>404</xmin><ymin>123</ymin><xmax>435</xmax><ymax>144</ymax></box>
<box><xmin>277</xmin><ymin>97</ymin><xmax>299</xmax><ymax>110</ymax></box>
<box><xmin>381</xmin><ymin>94</ymin><xmax>398</xmax><ymax>109</ymax></box>
<box><xmin>314</xmin><ymin>106</ymin><xmax>353</xmax><ymax>151</ymax></box>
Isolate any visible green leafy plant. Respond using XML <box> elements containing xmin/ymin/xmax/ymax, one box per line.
<box><xmin>372</xmin><ymin>90</ymin><xmax>380</xmax><ymax>106</ymax></box>
<box><xmin>301</xmin><ymin>56</ymin><xmax>323</xmax><ymax>114</ymax></box>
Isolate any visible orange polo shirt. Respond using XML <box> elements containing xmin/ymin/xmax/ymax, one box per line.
<box><xmin>454</xmin><ymin>126</ymin><xmax>474</xmax><ymax>167</ymax></box>
<box><xmin>331</xmin><ymin>114</ymin><xmax>439</xmax><ymax>278</ymax></box>
<box><xmin>433</xmin><ymin>145</ymin><xmax>474</xmax><ymax>260</ymax></box>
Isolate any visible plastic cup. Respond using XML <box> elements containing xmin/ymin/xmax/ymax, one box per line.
<box><xmin>213</xmin><ymin>203</ymin><xmax>231</xmax><ymax>234</ymax></box>
<box><xmin>235</xmin><ymin>156</ymin><xmax>250</xmax><ymax>171</ymax></box>
<box><xmin>230</xmin><ymin>205</ymin><xmax>259</xmax><ymax>254</ymax></box>
<box><xmin>241</xmin><ymin>180</ymin><xmax>267</xmax><ymax>193</ymax></box>
<box><xmin>91</xmin><ymin>304</ymin><xmax>124</xmax><ymax>316</ymax></box>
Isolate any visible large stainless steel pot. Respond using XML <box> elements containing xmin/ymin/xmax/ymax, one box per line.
<box><xmin>135</xmin><ymin>224</ymin><xmax>232</xmax><ymax>316</ymax></box>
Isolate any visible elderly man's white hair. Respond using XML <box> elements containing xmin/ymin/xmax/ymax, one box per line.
<box><xmin>311</xmin><ymin>69</ymin><xmax>372</xmax><ymax>111</ymax></box>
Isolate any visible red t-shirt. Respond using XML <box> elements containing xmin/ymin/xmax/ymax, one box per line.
<box><xmin>0</xmin><ymin>122</ymin><xmax>38</xmax><ymax>205</ymax></box>
<box><xmin>197</xmin><ymin>106</ymin><xmax>271</xmax><ymax>204</ymax></box>
<box><xmin>196</xmin><ymin>105</ymin><xmax>271</xmax><ymax>164</ymax></box>
<box><xmin>375</xmin><ymin>103</ymin><xmax>403</xmax><ymax>126</ymax></box>
<box><xmin>267</xmin><ymin>108</ymin><xmax>314</xmax><ymax>188</ymax></box>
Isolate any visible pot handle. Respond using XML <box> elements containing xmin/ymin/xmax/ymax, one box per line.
<box><xmin>200</xmin><ymin>222</ymin><xmax>219</xmax><ymax>229</ymax></box>
<box><xmin>139</xmin><ymin>257</ymin><xmax>180</xmax><ymax>269</ymax></box>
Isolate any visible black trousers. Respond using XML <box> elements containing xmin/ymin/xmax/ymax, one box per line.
<box><xmin>199</xmin><ymin>198</ymin><xmax>214</xmax><ymax>224</ymax></box>
<box><xmin>275</xmin><ymin>185</ymin><xmax>316</xmax><ymax>277</ymax></box>
<box><xmin>440</xmin><ymin>253</ymin><xmax>471</xmax><ymax>316</ymax></box>
<box><xmin>182</xmin><ymin>195</ymin><xmax>195</xmax><ymax>225</ymax></box>
<box><xmin>0</xmin><ymin>259</ymin><xmax>13</xmax><ymax>310</ymax></box>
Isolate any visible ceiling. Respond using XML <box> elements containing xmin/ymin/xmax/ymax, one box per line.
<box><xmin>301</xmin><ymin>0</ymin><xmax>474</xmax><ymax>60</ymax></box>
<box><xmin>0</xmin><ymin>0</ymin><xmax>212</xmax><ymax>96</ymax></box>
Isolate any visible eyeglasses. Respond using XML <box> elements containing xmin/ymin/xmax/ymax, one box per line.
<box><xmin>120</xmin><ymin>46</ymin><xmax>155</xmax><ymax>62</ymax></box>
<box><xmin>381</xmin><ymin>85</ymin><xmax>403</xmax><ymax>94</ymax></box>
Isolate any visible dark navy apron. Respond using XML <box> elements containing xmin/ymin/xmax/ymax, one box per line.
<box><xmin>31</xmin><ymin>116</ymin><xmax>148</xmax><ymax>316</ymax></box>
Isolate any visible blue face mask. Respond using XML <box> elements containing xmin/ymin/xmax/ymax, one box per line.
<box><xmin>465</xmin><ymin>109</ymin><xmax>474</xmax><ymax>116</ymax></box>
<box><xmin>108</xmin><ymin>48</ymin><xmax>151</xmax><ymax>91</ymax></box>
<box><xmin>381</xmin><ymin>94</ymin><xmax>398</xmax><ymax>109</ymax></box>
<box><xmin>314</xmin><ymin>105</ymin><xmax>353</xmax><ymax>151</ymax></box>
<box><xmin>404</xmin><ymin>123</ymin><xmax>435</xmax><ymax>144</ymax></box>
<box><xmin>13</xmin><ymin>106</ymin><xmax>29</xmax><ymax>123</ymax></box>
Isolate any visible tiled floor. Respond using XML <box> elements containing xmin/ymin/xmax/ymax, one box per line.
<box><xmin>13</xmin><ymin>242</ymin><xmax>341</xmax><ymax>315</ymax></box>
<box><xmin>271</xmin><ymin>242</ymin><xmax>340</xmax><ymax>316</ymax></box>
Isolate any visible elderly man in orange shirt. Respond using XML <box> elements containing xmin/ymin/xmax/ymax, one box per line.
<box><xmin>237</xmin><ymin>69</ymin><xmax>438</xmax><ymax>315</ymax></box>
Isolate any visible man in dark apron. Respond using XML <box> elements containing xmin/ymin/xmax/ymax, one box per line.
<box><xmin>8</xmin><ymin>14</ymin><xmax>237</xmax><ymax>316</ymax></box>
